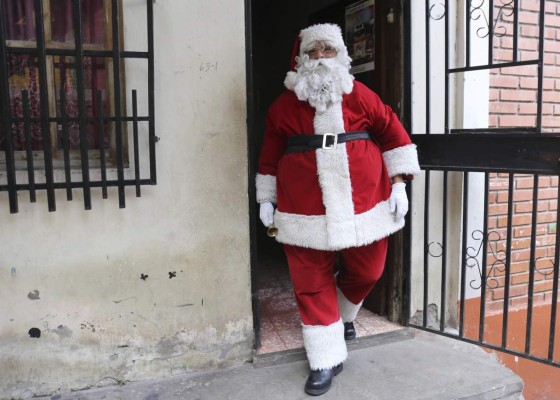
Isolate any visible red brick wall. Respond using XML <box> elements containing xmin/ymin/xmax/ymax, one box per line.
<box><xmin>487</xmin><ymin>0</ymin><xmax>559</xmax><ymax>312</ymax></box>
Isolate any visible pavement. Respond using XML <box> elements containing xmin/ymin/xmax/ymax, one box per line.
<box><xmin>37</xmin><ymin>329</ymin><xmax>523</xmax><ymax>400</ymax></box>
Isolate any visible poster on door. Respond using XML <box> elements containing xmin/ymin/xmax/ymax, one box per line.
<box><xmin>345</xmin><ymin>0</ymin><xmax>375</xmax><ymax>74</ymax></box>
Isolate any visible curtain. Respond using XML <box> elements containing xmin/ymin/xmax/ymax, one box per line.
<box><xmin>2</xmin><ymin>0</ymin><xmax>106</xmax><ymax>151</ymax></box>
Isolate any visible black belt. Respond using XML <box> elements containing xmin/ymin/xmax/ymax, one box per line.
<box><xmin>285</xmin><ymin>131</ymin><xmax>371</xmax><ymax>154</ymax></box>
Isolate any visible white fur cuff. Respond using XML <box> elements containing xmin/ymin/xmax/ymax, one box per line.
<box><xmin>337</xmin><ymin>287</ymin><xmax>363</xmax><ymax>323</ymax></box>
<box><xmin>255</xmin><ymin>173</ymin><xmax>277</xmax><ymax>204</ymax></box>
<box><xmin>302</xmin><ymin>319</ymin><xmax>347</xmax><ymax>370</ymax></box>
<box><xmin>382</xmin><ymin>144</ymin><xmax>421</xmax><ymax>178</ymax></box>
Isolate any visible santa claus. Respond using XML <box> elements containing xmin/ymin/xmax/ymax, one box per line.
<box><xmin>256</xmin><ymin>23</ymin><xmax>420</xmax><ymax>396</ymax></box>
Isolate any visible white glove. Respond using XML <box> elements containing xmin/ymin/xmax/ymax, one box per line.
<box><xmin>259</xmin><ymin>202</ymin><xmax>275</xmax><ymax>227</ymax></box>
<box><xmin>389</xmin><ymin>182</ymin><xmax>408</xmax><ymax>221</ymax></box>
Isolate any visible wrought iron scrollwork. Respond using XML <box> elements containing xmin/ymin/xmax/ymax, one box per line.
<box><xmin>470</xmin><ymin>0</ymin><xmax>515</xmax><ymax>39</ymax></box>
<box><xmin>465</xmin><ymin>230</ymin><xmax>506</xmax><ymax>290</ymax></box>
<box><xmin>428</xmin><ymin>241</ymin><xmax>444</xmax><ymax>257</ymax></box>
<box><xmin>429</xmin><ymin>2</ymin><xmax>446</xmax><ymax>20</ymax></box>
<box><xmin>535</xmin><ymin>258</ymin><xmax>556</xmax><ymax>278</ymax></box>
<box><xmin>463</xmin><ymin>230</ymin><xmax>557</xmax><ymax>290</ymax></box>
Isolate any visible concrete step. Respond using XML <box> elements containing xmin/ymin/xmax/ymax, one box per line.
<box><xmin>36</xmin><ymin>329</ymin><xmax>524</xmax><ymax>400</ymax></box>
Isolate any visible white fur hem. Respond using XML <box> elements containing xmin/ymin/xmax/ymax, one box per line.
<box><xmin>302</xmin><ymin>319</ymin><xmax>347</xmax><ymax>370</ymax></box>
<box><xmin>255</xmin><ymin>173</ymin><xmax>277</xmax><ymax>204</ymax></box>
<box><xmin>382</xmin><ymin>144</ymin><xmax>421</xmax><ymax>178</ymax></box>
<box><xmin>274</xmin><ymin>199</ymin><xmax>405</xmax><ymax>251</ymax></box>
<box><xmin>337</xmin><ymin>288</ymin><xmax>362</xmax><ymax>323</ymax></box>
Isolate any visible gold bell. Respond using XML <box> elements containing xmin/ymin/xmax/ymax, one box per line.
<box><xmin>266</xmin><ymin>225</ymin><xmax>278</xmax><ymax>237</ymax></box>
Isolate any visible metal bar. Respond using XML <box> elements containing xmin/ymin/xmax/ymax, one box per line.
<box><xmin>488</xmin><ymin>0</ymin><xmax>494</xmax><ymax>65</ymax></box>
<box><xmin>410</xmin><ymin>324</ymin><xmax>560</xmax><ymax>368</ymax></box>
<box><xmin>72</xmin><ymin>0</ymin><xmax>92</xmax><ymax>210</ymax></box>
<box><xmin>132</xmin><ymin>90</ymin><xmax>141</xmax><ymax>197</ymax></box>
<box><xmin>22</xmin><ymin>90</ymin><xmax>36</xmax><ymax>202</ymax></box>
<box><xmin>34</xmin><ymin>0</ymin><xmax>55</xmax><ymax>212</ymax></box>
<box><xmin>479</xmin><ymin>173</ymin><xmax>489</xmax><ymax>342</ymax></box>
<box><xmin>548</xmin><ymin>177</ymin><xmax>560</xmax><ymax>360</ymax></box>
<box><xmin>5</xmin><ymin>47</ymin><xmax>149</xmax><ymax>59</ymax></box>
<box><xmin>60</xmin><ymin>89</ymin><xmax>72</xmax><ymax>201</ymax></box>
<box><xmin>444</xmin><ymin>0</ymin><xmax>449</xmax><ymax>134</ymax></box>
<box><xmin>449</xmin><ymin>59</ymin><xmax>538</xmax><ymax>73</ymax></box>
<box><xmin>425</xmin><ymin>0</ymin><xmax>431</xmax><ymax>134</ymax></box>
<box><xmin>450</xmin><ymin>127</ymin><xmax>537</xmax><ymax>134</ymax></box>
<box><xmin>501</xmin><ymin>173</ymin><xmax>514</xmax><ymax>348</ymax></box>
<box><xmin>423</xmin><ymin>170</ymin><xmax>431</xmax><ymax>328</ymax></box>
<box><xmin>147</xmin><ymin>0</ymin><xmax>157</xmax><ymax>184</ymax></box>
<box><xmin>466</xmin><ymin>0</ymin><xmax>470</xmax><ymax>68</ymax></box>
<box><xmin>525</xmin><ymin>174</ymin><xmax>539</xmax><ymax>354</ymax></box>
<box><xmin>535</xmin><ymin>0</ymin><xmax>545</xmax><ymax>133</ymax></box>
<box><xmin>440</xmin><ymin>171</ymin><xmax>448</xmax><ymax>332</ymax></box>
<box><xmin>11</xmin><ymin>116</ymin><xmax>151</xmax><ymax>124</ymax></box>
<box><xmin>0</xmin><ymin>0</ymin><xmax>18</xmax><ymax>213</ymax></box>
<box><xmin>1</xmin><ymin>179</ymin><xmax>153</xmax><ymax>192</ymax></box>
<box><xmin>459</xmin><ymin>172</ymin><xmax>469</xmax><ymax>337</ymax></box>
<box><xmin>97</xmin><ymin>91</ymin><xmax>108</xmax><ymax>199</ymax></box>
<box><xmin>413</xmin><ymin>134</ymin><xmax>560</xmax><ymax>175</ymax></box>
<box><xmin>512</xmin><ymin>0</ymin><xmax>519</xmax><ymax>61</ymax></box>
<box><xmin>112</xmin><ymin>0</ymin><xmax>125</xmax><ymax>207</ymax></box>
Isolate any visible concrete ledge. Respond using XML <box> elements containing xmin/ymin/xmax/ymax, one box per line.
<box><xmin>36</xmin><ymin>329</ymin><xmax>524</xmax><ymax>400</ymax></box>
<box><xmin>253</xmin><ymin>327</ymin><xmax>414</xmax><ymax>368</ymax></box>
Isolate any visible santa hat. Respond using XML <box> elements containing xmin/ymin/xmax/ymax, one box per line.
<box><xmin>290</xmin><ymin>23</ymin><xmax>350</xmax><ymax>71</ymax></box>
<box><xmin>299</xmin><ymin>23</ymin><xmax>346</xmax><ymax>55</ymax></box>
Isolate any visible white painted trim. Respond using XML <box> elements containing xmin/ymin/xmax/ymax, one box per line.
<box><xmin>382</xmin><ymin>144</ymin><xmax>421</xmax><ymax>178</ymax></box>
<box><xmin>255</xmin><ymin>173</ymin><xmax>277</xmax><ymax>204</ymax></box>
<box><xmin>274</xmin><ymin>199</ymin><xmax>405</xmax><ymax>251</ymax></box>
<box><xmin>302</xmin><ymin>319</ymin><xmax>347</xmax><ymax>371</ymax></box>
<box><xmin>337</xmin><ymin>288</ymin><xmax>362</xmax><ymax>323</ymax></box>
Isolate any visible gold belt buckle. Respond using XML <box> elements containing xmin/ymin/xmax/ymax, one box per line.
<box><xmin>322</xmin><ymin>133</ymin><xmax>338</xmax><ymax>150</ymax></box>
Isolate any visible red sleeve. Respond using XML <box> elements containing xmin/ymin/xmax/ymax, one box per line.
<box><xmin>362</xmin><ymin>88</ymin><xmax>412</xmax><ymax>152</ymax></box>
<box><xmin>258</xmin><ymin>111</ymin><xmax>287</xmax><ymax>177</ymax></box>
<box><xmin>355</xmin><ymin>83</ymin><xmax>420</xmax><ymax>180</ymax></box>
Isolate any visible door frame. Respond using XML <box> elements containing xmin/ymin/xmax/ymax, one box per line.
<box><xmin>245</xmin><ymin>0</ymin><xmax>414</xmax><ymax>348</ymax></box>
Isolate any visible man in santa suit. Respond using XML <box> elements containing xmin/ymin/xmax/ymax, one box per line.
<box><xmin>256</xmin><ymin>23</ymin><xmax>420</xmax><ymax>396</ymax></box>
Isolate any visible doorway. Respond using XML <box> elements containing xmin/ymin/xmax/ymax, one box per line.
<box><xmin>249</xmin><ymin>0</ymin><xmax>409</xmax><ymax>353</ymax></box>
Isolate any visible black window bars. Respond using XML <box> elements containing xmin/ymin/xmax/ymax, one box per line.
<box><xmin>0</xmin><ymin>0</ymin><xmax>157</xmax><ymax>214</ymax></box>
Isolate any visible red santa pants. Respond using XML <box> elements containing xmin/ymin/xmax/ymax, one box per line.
<box><xmin>284</xmin><ymin>238</ymin><xmax>388</xmax><ymax>326</ymax></box>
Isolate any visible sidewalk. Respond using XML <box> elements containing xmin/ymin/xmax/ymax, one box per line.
<box><xmin>37</xmin><ymin>329</ymin><xmax>523</xmax><ymax>400</ymax></box>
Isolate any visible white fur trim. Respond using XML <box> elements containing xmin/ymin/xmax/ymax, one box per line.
<box><xmin>313</xmin><ymin>103</ymin><xmax>358</xmax><ymax>249</ymax></box>
<box><xmin>284</xmin><ymin>71</ymin><xmax>297</xmax><ymax>91</ymax></box>
<box><xmin>255</xmin><ymin>173</ymin><xmax>277</xmax><ymax>204</ymax></box>
<box><xmin>302</xmin><ymin>319</ymin><xmax>347</xmax><ymax>370</ymax></box>
<box><xmin>299</xmin><ymin>24</ymin><xmax>345</xmax><ymax>55</ymax></box>
<box><xmin>382</xmin><ymin>144</ymin><xmax>421</xmax><ymax>178</ymax></box>
<box><xmin>337</xmin><ymin>287</ymin><xmax>362</xmax><ymax>323</ymax></box>
<box><xmin>274</xmin><ymin>199</ymin><xmax>405</xmax><ymax>251</ymax></box>
<box><xmin>313</xmin><ymin>102</ymin><xmax>345</xmax><ymax>134</ymax></box>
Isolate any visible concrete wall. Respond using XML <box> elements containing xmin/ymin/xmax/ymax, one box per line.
<box><xmin>0</xmin><ymin>0</ymin><xmax>252</xmax><ymax>398</ymax></box>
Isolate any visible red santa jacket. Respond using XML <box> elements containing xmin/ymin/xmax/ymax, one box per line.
<box><xmin>256</xmin><ymin>81</ymin><xmax>420</xmax><ymax>251</ymax></box>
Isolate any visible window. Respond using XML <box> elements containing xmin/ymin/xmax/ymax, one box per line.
<box><xmin>0</xmin><ymin>0</ymin><xmax>156</xmax><ymax>213</ymax></box>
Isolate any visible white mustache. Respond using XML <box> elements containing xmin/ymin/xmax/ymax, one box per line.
<box><xmin>301</xmin><ymin>57</ymin><xmax>337</xmax><ymax>71</ymax></box>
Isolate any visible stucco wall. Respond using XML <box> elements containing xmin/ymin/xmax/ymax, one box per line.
<box><xmin>0</xmin><ymin>0</ymin><xmax>252</xmax><ymax>398</ymax></box>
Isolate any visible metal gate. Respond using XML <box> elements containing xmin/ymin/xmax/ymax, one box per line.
<box><xmin>407</xmin><ymin>0</ymin><xmax>560</xmax><ymax>367</ymax></box>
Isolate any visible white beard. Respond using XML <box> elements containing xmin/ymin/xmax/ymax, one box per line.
<box><xmin>284</xmin><ymin>56</ymin><xmax>354</xmax><ymax>113</ymax></box>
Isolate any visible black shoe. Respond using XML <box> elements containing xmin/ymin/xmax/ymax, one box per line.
<box><xmin>304</xmin><ymin>363</ymin><xmax>343</xmax><ymax>396</ymax></box>
<box><xmin>344</xmin><ymin>322</ymin><xmax>356</xmax><ymax>341</ymax></box>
